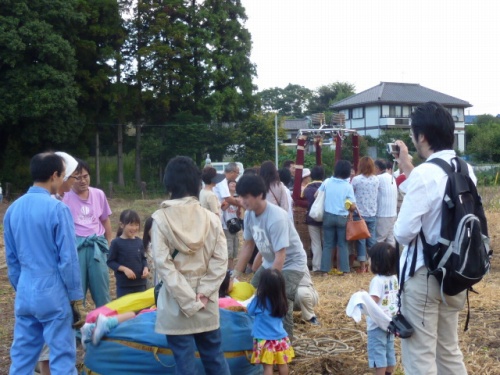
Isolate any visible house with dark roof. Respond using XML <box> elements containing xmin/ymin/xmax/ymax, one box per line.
<box><xmin>331</xmin><ymin>82</ymin><xmax>472</xmax><ymax>151</ymax></box>
<box><xmin>282</xmin><ymin>118</ymin><xmax>311</xmax><ymax>145</ymax></box>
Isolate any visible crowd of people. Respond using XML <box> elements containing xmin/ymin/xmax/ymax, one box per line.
<box><xmin>3</xmin><ymin>102</ymin><xmax>472</xmax><ymax>375</ymax></box>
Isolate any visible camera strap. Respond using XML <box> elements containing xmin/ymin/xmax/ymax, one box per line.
<box><xmin>396</xmin><ymin>238</ymin><xmax>418</xmax><ymax>314</ymax></box>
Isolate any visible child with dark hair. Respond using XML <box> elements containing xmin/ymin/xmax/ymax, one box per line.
<box><xmin>107</xmin><ymin>209</ymin><xmax>149</xmax><ymax>298</ymax></box>
<box><xmin>247</xmin><ymin>268</ymin><xmax>295</xmax><ymax>375</ymax></box>
<box><xmin>366</xmin><ymin>242</ymin><xmax>399</xmax><ymax>375</ymax></box>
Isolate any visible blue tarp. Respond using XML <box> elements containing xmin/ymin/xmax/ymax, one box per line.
<box><xmin>82</xmin><ymin>309</ymin><xmax>262</xmax><ymax>375</ymax></box>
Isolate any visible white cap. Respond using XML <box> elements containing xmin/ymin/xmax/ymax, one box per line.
<box><xmin>302</xmin><ymin>168</ymin><xmax>311</xmax><ymax>179</ymax></box>
<box><xmin>55</xmin><ymin>152</ymin><xmax>78</xmax><ymax>181</ymax></box>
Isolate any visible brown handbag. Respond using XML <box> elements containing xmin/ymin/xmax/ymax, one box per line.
<box><xmin>346</xmin><ymin>210</ymin><xmax>371</xmax><ymax>241</ymax></box>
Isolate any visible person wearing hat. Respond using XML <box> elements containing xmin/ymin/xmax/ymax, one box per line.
<box><xmin>200</xmin><ymin>166</ymin><xmax>225</xmax><ymax>216</ymax></box>
<box><xmin>53</xmin><ymin>151</ymin><xmax>79</xmax><ymax>200</ymax></box>
<box><xmin>38</xmin><ymin>151</ymin><xmax>82</xmax><ymax>375</ymax></box>
<box><xmin>301</xmin><ymin>168</ymin><xmax>311</xmax><ymax>194</ymax></box>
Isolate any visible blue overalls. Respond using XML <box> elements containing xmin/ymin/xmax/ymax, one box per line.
<box><xmin>4</xmin><ymin>186</ymin><xmax>83</xmax><ymax>374</ymax></box>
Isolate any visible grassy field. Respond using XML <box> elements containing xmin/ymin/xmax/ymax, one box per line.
<box><xmin>0</xmin><ymin>188</ymin><xmax>499</xmax><ymax>374</ymax></box>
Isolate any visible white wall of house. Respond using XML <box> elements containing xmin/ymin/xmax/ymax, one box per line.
<box><xmin>340</xmin><ymin>105</ymin><xmax>466</xmax><ymax>152</ymax></box>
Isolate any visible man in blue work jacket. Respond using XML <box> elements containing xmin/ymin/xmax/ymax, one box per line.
<box><xmin>4</xmin><ymin>153</ymin><xmax>84</xmax><ymax>374</ymax></box>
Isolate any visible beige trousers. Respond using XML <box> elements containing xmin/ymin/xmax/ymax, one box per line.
<box><xmin>401</xmin><ymin>267</ymin><xmax>467</xmax><ymax>375</ymax></box>
<box><xmin>293</xmin><ymin>285</ymin><xmax>319</xmax><ymax>321</ymax></box>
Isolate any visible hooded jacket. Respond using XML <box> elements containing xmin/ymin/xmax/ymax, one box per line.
<box><xmin>151</xmin><ymin>196</ymin><xmax>228</xmax><ymax>335</ymax></box>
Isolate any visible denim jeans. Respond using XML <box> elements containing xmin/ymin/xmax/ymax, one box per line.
<box><xmin>321</xmin><ymin>212</ymin><xmax>349</xmax><ymax>273</ymax></box>
<box><xmin>356</xmin><ymin>215</ymin><xmax>377</xmax><ymax>261</ymax></box>
<box><xmin>167</xmin><ymin>328</ymin><xmax>230</xmax><ymax>375</ymax></box>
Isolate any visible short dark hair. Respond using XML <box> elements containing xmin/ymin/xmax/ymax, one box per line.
<box><xmin>75</xmin><ymin>158</ymin><xmax>91</xmax><ymax>175</ymax></box>
<box><xmin>333</xmin><ymin>160</ymin><xmax>351</xmax><ymax>179</ymax></box>
<box><xmin>369</xmin><ymin>242</ymin><xmax>398</xmax><ymax>276</ymax></box>
<box><xmin>278</xmin><ymin>167</ymin><xmax>292</xmax><ymax>186</ymax></box>
<box><xmin>311</xmin><ymin>165</ymin><xmax>325</xmax><ymax>181</ymax></box>
<box><xmin>236</xmin><ymin>174</ymin><xmax>266</xmax><ymax>199</ymax></box>
<box><xmin>164</xmin><ymin>156</ymin><xmax>201</xmax><ymax>199</ymax></box>
<box><xmin>411</xmin><ymin>101</ymin><xmax>455</xmax><ymax>152</ymax></box>
<box><xmin>201</xmin><ymin>166</ymin><xmax>217</xmax><ymax>185</ymax></box>
<box><xmin>282</xmin><ymin>160</ymin><xmax>294</xmax><ymax>169</ymax></box>
<box><xmin>30</xmin><ymin>153</ymin><xmax>65</xmax><ymax>182</ymax></box>
<box><xmin>374</xmin><ymin>159</ymin><xmax>387</xmax><ymax>172</ymax></box>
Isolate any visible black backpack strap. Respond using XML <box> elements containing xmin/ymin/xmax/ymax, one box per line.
<box><xmin>397</xmin><ymin>238</ymin><xmax>418</xmax><ymax>314</ymax></box>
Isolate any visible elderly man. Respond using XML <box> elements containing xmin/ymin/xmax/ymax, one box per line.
<box><xmin>4</xmin><ymin>153</ymin><xmax>83</xmax><ymax>374</ymax></box>
<box><xmin>63</xmin><ymin>159</ymin><xmax>112</xmax><ymax>307</ymax></box>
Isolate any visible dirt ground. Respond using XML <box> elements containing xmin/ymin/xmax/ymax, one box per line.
<box><xmin>0</xmin><ymin>197</ymin><xmax>498</xmax><ymax>375</ymax></box>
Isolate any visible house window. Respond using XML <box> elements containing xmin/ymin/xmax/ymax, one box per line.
<box><xmin>402</xmin><ymin>106</ymin><xmax>411</xmax><ymax>117</ymax></box>
<box><xmin>340</xmin><ymin>109</ymin><xmax>350</xmax><ymax>120</ymax></box>
<box><xmin>451</xmin><ymin>108</ymin><xmax>464</xmax><ymax>121</ymax></box>
<box><xmin>352</xmin><ymin>107</ymin><xmax>363</xmax><ymax>119</ymax></box>
<box><xmin>381</xmin><ymin>105</ymin><xmax>389</xmax><ymax>117</ymax></box>
<box><xmin>389</xmin><ymin>105</ymin><xmax>402</xmax><ymax>117</ymax></box>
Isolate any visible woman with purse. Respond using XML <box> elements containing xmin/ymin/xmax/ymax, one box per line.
<box><xmin>351</xmin><ymin>157</ymin><xmax>379</xmax><ymax>273</ymax></box>
<box><xmin>319</xmin><ymin>160</ymin><xmax>357</xmax><ymax>276</ymax></box>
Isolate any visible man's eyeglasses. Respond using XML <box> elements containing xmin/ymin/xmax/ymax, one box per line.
<box><xmin>71</xmin><ymin>174</ymin><xmax>89</xmax><ymax>181</ymax></box>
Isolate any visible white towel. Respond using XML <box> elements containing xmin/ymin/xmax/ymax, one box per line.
<box><xmin>346</xmin><ymin>291</ymin><xmax>391</xmax><ymax>331</ymax></box>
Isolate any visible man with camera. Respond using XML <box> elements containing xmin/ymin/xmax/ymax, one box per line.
<box><xmin>393</xmin><ymin>102</ymin><xmax>472</xmax><ymax>375</ymax></box>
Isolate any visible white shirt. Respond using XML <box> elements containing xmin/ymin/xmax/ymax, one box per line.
<box><xmin>376</xmin><ymin>172</ymin><xmax>398</xmax><ymax>217</ymax></box>
<box><xmin>213</xmin><ymin>178</ymin><xmax>230</xmax><ymax>227</ymax></box>
<box><xmin>393</xmin><ymin>150</ymin><xmax>476</xmax><ymax>281</ymax></box>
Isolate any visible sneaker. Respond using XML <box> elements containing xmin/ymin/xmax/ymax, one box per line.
<box><xmin>92</xmin><ymin>314</ymin><xmax>110</xmax><ymax>346</ymax></box>
<box><xmin>329</xmin><ymin>268</ymin><xmax>344</xmax><ymax>276</ymax></box>
<box><xmin>307</xmin><ymin>316</ymin><xmax>320</xmax><ymax>326</ymax></box>
<box><xmin>80</xmin><ymin>323</ymin><xmax>95</xmax><ymax>350</ymax></box>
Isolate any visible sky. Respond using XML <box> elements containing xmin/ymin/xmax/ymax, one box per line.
<box><xmin>241</xmin><ymin>0</ymin><xmax>499</xmax><ymax>115</ymax></box>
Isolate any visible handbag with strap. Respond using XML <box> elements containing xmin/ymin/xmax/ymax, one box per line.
<box><xmin>309</xmin><ymin>178</ymin><xmax>330</xmax><ymax>222</ymax></box>
<box><xmin>346</xmin><ymin>210</ymin><xmax>371</xmax><ymax>241</ymax></box>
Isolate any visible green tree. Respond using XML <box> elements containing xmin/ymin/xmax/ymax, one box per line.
<box><xmin>467</xmin><ymin>122</ymin><xmax>500</xmax><ymax>162</ymax></box>
<box><xmin>308</xmin><ymin>81</ymin><xmax>356</xmax><ymax>114</ymax></box>
<box><xmin>233</xmin><ymin>113</ymin><xmax>282</xmax><ymax>166</ymax></box>
<box><xmin>202</xmin><ymin>0</ymin><xmax>257</xmax><ymax>122</ymax></box>
<box><xmin>258</xmin><ymin>84</ymin><xmax>313</xmax><ymax>117</ymax></box>
<box><xmin>0</xmin><ymin>0</ymin><xmax>83</xmax><ymax>186</ymax></box>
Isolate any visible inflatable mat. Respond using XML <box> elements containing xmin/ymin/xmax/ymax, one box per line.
<box><xmin>81</xmin><ymin>307</ymin><xmax>262</xmax><ymax>374</ymax></box>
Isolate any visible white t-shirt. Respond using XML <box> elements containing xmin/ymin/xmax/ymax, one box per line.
<box><xmin>366</xmin><ymin>274</ymin><xmax>399</xmax><ymax>331</ymax></box>
<box><xmin>243</xmin><ymin>202</ymin><xmax>306</xmax><ymax>272</ymax></box>
<box><xmin>376</xmin><ymin>173</ymin><xmax>398</xmax><ymax>217</ymax></box>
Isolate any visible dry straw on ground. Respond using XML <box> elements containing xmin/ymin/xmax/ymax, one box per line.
<box><xmin>0</xmin><ymin>200</ymin><xmax>499</xmax><ymax>375</ymax></box>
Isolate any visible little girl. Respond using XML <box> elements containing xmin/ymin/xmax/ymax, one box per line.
<box><xmin>107</xmin><ymin>210</ymin><xmax>149</xmax><ymax>298</ymax></box>
<box><xmin>247</xmin><ymin>268</ymin><xmax>294</xmax><ymax>375</ymax></box>
<box><xmin>366</xmin><ymin>242</ymin><xmax>399</xmax><ymax>375</ymax></box>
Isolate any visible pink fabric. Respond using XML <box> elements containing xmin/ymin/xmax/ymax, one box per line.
<box><xmin>63</xmin><ymin>187</ymin><xmax>112</xmax><ymax>237</ymax></box>
<box><xmin>86</xmin><ymin>306</ymin><xmax>116</xmax><ymax>323</ymax></box>
<box><xmin>219</xmin><ymin>297</ymin><xmax>243</xmax><ymax>309</ymax></box>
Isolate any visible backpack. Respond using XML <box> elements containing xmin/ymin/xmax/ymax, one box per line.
<box><xmin>418</xmin><ymin>157</ymin><xmax>491</xmax><ymax>297</ymax></box>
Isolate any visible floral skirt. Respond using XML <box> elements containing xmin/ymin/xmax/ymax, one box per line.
<box><xmin>251</xmin><ymin>337</ymin><xmax>295</xmax><ymax>365</ymax></box>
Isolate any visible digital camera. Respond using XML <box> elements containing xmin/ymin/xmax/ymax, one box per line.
<box><xmin>387</xmin><ymin>313</ymin><xmax>414</xmax><ymax>338</ymax></box>
<box><xmin>386</xmin><ymin>143</ymin><xmax>400</xmax><ymax>155</ymax></box>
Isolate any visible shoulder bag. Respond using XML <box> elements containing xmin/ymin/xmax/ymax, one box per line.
<box><xmin>346</xmin><ymin>210</ymin><xmax>371</xmax><ymax>241</ymax></box>
<box><xmin>309</xmin><ymin>179</ymin><xmax>329</xmax><ymax>222</ymax></box>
